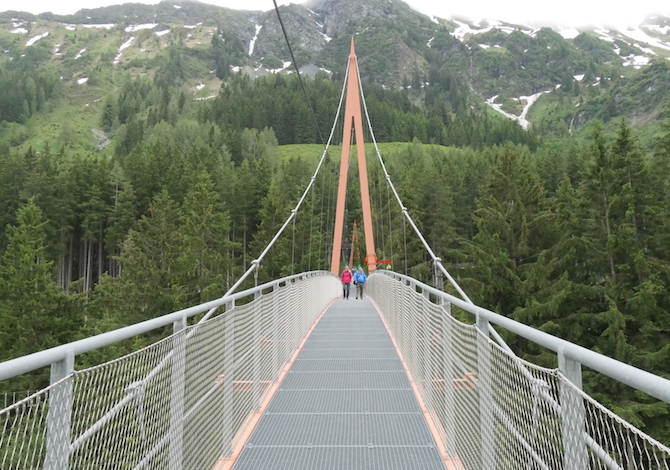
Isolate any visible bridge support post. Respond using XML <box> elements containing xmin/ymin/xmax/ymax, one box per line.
<box><xmin>45</xmin><ymin>350</ymin><xmax>74</xmax><ymax>470</ymax></box>
<box><xmin>253</xmin><ymin>295</ymin><xmax>261</xmax><ymax>411</ymax></box>
<box><xmin>253</xmin><ymin>277</ymin><xmax>262</xmax><ymax>410</ymax></box>
<box><xmin>272</xmin><ymin>283</ymin><xmax>280</xmax><ymax>382</ymax></box>
<box><xmin>434</xmin><ymin>257</ymin><xmax>444</xmax><ymax>291</ymax></box>
<box><xmin>440</xmin><ymin>298</ymin><xmax>457</xmax><ymax>459</ymax></box>
<box><xmin>169</xmin><ymin>317</ymin><xmax>187</xmax><ymax>470</ymax></box>
<box><xmin>558</xmin><ymin>348</ymin><xmax>588</xmax><ymax>470</ymax></box>
<box><xmin>330</xmin><ymin>38</ymin><xmax>377</xmax><ymax>275</ymax></box>
<box><xmin>253</xmin><ymin>262</ymin><xmax>260</xmax><ymax>289</ymax></box>
<box><xmin>475</xmin><ymin>314</ymin><xmax>496</xmax><ymax>470</ymax></box>
<box><xmin>221</xmin><ymin>301</ymin><xmax>235</xmax><ymax>458</ymax></box>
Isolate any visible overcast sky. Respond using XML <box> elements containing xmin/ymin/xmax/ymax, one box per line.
<box><xmin>9</xmin><ymin>0</ymin><xmax>670</xmax><ymax>28</ymax></box>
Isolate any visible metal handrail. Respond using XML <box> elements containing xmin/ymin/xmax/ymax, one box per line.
<box><xmin>374</xmin><ymin>270</ymin><xmax>670</xmax><ymax>405</ymax></box>
<box><xmin>0</xmin><ymin>271</ymin><xmax>335</xmax><ymax>382</ymax></box>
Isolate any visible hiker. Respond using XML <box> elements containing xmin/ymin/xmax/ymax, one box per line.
<box><xmin>340</xmin><ymin>265</ymin><xmax>353</xmax><ymax>299</ymax></box>
<box><xmin>353</xmin><ymin>267</ymin><xmax>367</xmax><ymax>299</ymax></box>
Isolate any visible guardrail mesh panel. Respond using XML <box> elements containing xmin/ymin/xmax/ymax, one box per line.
<box><xmin>367</xmin><ymin>273</ymin><xmax>670</xmax><ymax>470</ymax></box>
<box><xmin>0</xmin><ymin>273</ymin><xmax>339</xmax><ymax>469</ymax></box>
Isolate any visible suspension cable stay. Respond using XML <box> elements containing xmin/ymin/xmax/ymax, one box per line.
<box><xmin>200</xmin><ymin>12</ymin><xmax>352</xmax><ymax>322</ymax></box>
<box><xmin>354</xmin><ymin>54</ymin><xmax>473</xmax><ymax>303</ymax></box>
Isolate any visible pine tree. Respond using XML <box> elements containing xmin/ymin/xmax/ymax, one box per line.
<box><xmin>109</xmin><ymin>190</ymin><xmax>184</xmax><ymax>321</ymax></box>
<box><xmin>0</xmin><ymin>200</ymin><xmax>82</xmax><ymax>365</ymax></box>
<box><xmin>458</xmin><ymin>143</ymin><xmax>557</xmax><ymax>315</ymax></box>
<box><xmin>177</xmin><ymin>171</ymin><xmax>238</xmax><ymax>304</ymax></box>
<box><xmin>105</xmin><ymin>164</ymin><xmax>138</xmax><ymax>277</ymax></box>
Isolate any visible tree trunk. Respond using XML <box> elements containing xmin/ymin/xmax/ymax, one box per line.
<box><xmin>603</xmin><ymin>193</ymin><xmax>616</xmax><ymax>283</ymax></box>
<box><xmin>67</xmin><ymin>236</ymin><xmax>74</xmax><ymax>291</ymax></box>
<box><xmin>98</xmin><ymin>224</ymin><xmax>104</xmax><ymax>281</ymax></box>
<box><xmin>87</xmin><ymin>240</ymin><xmax>93</xmax><ymax>292</ymax></box>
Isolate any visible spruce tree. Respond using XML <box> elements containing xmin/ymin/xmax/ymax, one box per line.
<box><xmin>177</xmin><ymin>171</ymin><xmax>238</xmax><ymax>304</ymax></box>
<box><xmin>0</xmin><ymin>200</ymin><xmax>82</xmax><ymax>365</ymax></box>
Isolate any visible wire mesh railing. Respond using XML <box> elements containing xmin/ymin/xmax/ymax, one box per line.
<box><xmin>367</xmin><ymin>271</ymin><xmax>670</xmax><ymax>470</ymax></box>
<box><xmin>0</xmin><ymin>271</ymin><xmax>340</xmax><ymax>470</ymax></box>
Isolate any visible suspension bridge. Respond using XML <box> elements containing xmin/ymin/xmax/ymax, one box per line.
<box><xmin>2</xmin><ymin>39</ymin><xmax>670</xmax><ymax>470</ymax></box>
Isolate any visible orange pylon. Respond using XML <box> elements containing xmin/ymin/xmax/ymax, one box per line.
<box><xmin>349</xmin><ymin>220</ymin><xmax>359</xmax><ymax>270</ymax></box>
<box><xmin>330</xmin><ymin>37</ymin><xmax>377</xmax><ymax>275</ymax></box>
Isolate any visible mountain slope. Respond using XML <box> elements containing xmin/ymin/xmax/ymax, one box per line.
<box><xmin>1</xmin><ymin>0</ymin><xmax>670</xmax><ymax>154</ymax></box>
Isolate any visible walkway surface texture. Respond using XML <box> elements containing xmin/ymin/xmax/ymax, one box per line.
<box><xmin>232</xmin><ymin>298</ymin><xmax>447</xmax><ymax>470</ymax></box>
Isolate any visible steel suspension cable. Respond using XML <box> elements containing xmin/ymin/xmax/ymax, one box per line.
<box><xmin>291</xmin><ymin>215</ymin><xmax>296</xmax><ymax>275</ymax></box>
<box><xmin>272</xmin><ymin>0</ymin><xmax>326</xmax><ymax>147</ymax></box>
<box><xmin>353</xmin><ymin>55</ymin><xmax>473</xmax><ymax>304</ymax></box>
<box><xmin>308</xmin><ymin>184</ymin><xmax>315</xmax><ymax>271</ymax></box>
<box><xmin>198</xmin><ymin>44</ymin><xmax>352</xmax><ymax>323</ymax></box>
<box><xmin>403</xmin><ymin>216</ymin><xmax>408</xmax><ymax>276</ymax></box>
<box><xmin>319</xmin><ymin>170</ymin><xmax>330</xmax><ymax>268</ymax></box>
<box><xmin>387</xmin><ymin>182</ymin><xmax>394</xmax><ymax>266</ymax></box>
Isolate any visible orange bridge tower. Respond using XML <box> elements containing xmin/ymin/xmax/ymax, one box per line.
<box><xmin>330</xmin><ymin>38</ymin><xmax>377</xmax><ymax>275</ymax></box>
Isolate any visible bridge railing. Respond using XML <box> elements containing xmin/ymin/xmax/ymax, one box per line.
<box><xmin>368</xmin><ymin>270</ymin><xmax>670</xmax><ymax>470</ymax></box>
<box><xmin>0</xmin><ymin>271</ymin><xmax>340</xmax><ymax>470</ymax></box>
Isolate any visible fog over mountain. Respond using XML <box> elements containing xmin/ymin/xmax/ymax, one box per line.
<box><xmin>11</xmin><ymin>0</ymin><xmax>670</xmax><ymax>28</ymax></box>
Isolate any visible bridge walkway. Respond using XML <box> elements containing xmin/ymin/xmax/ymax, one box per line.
<box><xmin>231</xmin><ymin>298</ymin><xmax>447</xmax><ymax>470</ymax></box>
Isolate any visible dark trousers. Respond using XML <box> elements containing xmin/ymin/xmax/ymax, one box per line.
<box><xmin>342</xmin><ymin>283</ymin><xmax>350</xmax><ymax>299</ymax></box>
<box><xmin>356</xmin><ymin>283</ymin><xmax>364</xmax><ymax>299</ymax></box>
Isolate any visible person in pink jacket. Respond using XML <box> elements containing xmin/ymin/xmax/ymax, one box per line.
<box><xmin>340</xmin><ymin>265</ymin><xmax>353</xmax><ymax>299</ymax></box>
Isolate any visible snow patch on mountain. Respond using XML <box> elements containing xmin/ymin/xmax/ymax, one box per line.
<box><xmin>451</xmin><ymin>18</ymin><xmax>524</xmax><ymax>42</ymax></box>
<box><xmin>83</xmin><ymin>24</ymin><xmax>115</xmax><ymax>29</ymax></box>
<box><xmin>620</xmin><ymin>25</ymin><xmax>670</xmax><ymax>51</ymax></box>
<box><xmin>249</xmin><ymin>24</ymin><xmax>262</xmax><ymax>56</ymax></box>
<box><xmin>26</xmin><ymin>32</ymin><xmax>49</xmax><ymax>46</ymax></box>
<box><xmin>486</xmin><ymin>91</ymin><xmax>549</xmax><ymax>130</ymax></box>
<box><xmin>558</xmin><ymin>27</ymin><xmax>580</xmax><ymax>39</ymax></box>
<box><xmin>125</xmin><ymin>24</ymin><xmax>158</xmax><ymax>33</ymax></box>
<box><xmin>114</xmin><ymin>37</ymin><xmax>134</xmax><ymax>64</ymax></box>
<box><xmin>623</xmin><ymin>55</ymin><xmax>651</xmax><ymax>67</ymax></box>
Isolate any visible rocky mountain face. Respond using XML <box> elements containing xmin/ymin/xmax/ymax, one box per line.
<box><xmin>1</xmin><ymin>0</ymin><xmax>670</xmax><ymax>140</ymax></box>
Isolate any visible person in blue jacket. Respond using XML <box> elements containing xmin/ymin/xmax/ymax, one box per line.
<box><xmin>353</xmin><ymin>267</ymin><xmax>367</xmax><ymax>299</ymax></box>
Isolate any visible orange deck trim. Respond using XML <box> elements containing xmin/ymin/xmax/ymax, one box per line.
<box><xmin>369</xmin><ymin>298</ymin><xmax>465</xmax><ymax>470</ymax></box>
<box><xmin>213</xmin><ymin>298</ymin><xmax>338</xmax><ymax>470</ymax></box>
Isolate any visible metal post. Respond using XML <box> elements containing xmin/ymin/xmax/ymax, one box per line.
<box><xmin>422</xmin><ymin>286</ymin><xmax>430</xmax><ymax>301</ymax></box>
<box><xmin>558</xmin><ymin>347</ymin><xmax>588</xmax><ymax>470</ymax></box>
<box><xmin>253</xmin><ymin>297</ymin><xmax>261</xmax><ymax>411</ymax></box>
<box><xmin>221</xmin><ymin>301</ymin><xmax>235</xmax><ymax>457</ymax></box>
<box><xmin>476</xmin><ymin>313</ymin><xmax>496</xmax><ymax>470</ymax></box>
<box><xmin>272</xmin><ymin>283</ymin><xmax>280</xmax><ymax>381</ymax></box>
<box><xmin>441</xmin><ymin>298</ymin><xmax>457</xmax><ymax>458</ymax></box>
<box><xmin>45</xmin><ymin>350</ymin><xmax>75</xmax><ymax>470</ymax></box>
<box><xmin>169</xmin><ymin>317</ymin><xmax>187</xmax><ymax>470</ymax></box>
<box><xmin>434</xmin><ymin>257</ymin><xmax>444</xmax><ymax>291</ymax></box>
<box><xmin>421</xmin><ymin>291</ymin><xmax>430</xmax><ymax>395</ymax></box>
<box><xmin>253</xmin><ymin>282</ymin><xmax>262</xmax><ymax>409</ymax></box>
<box><xmin>253</xmin><ymin>261</ymin><xmax>260</xmax><ymax>289</ymax></box>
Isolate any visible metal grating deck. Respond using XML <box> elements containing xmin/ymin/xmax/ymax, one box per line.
<box><xmin>232</xmin><ymin>299</ymin><xmax>447</xmax><ymax>470</ymax></box>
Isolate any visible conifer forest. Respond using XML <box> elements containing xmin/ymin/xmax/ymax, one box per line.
<box><xmin>1</xmin><ymin>68</ymin><xmax>669</xmax><ymax>446</ymax></box>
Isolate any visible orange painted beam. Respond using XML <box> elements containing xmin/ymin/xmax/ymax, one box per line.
<box><xmin>330</xmin><ymin>114</ymin><xmax>352</xmax><ymax>275</ymax></box>
<box><xmin>330</xmin><ymin>37</ymin><xmax>377</xmax><ymax>274</ymax></box>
